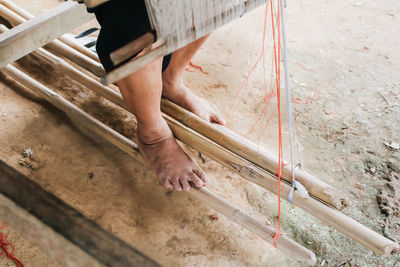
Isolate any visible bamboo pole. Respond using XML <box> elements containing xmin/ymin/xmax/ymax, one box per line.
<box><xmin>1</xmin><ymin>64</ymin><xmax>316</xmax><ymax>265</ymax></box>
<box><xmin>18</xmin><ymin>43</ymin><xmax>399</xmax><ymax>255</ymax></box>
<box><xmin>0</xmin><ymin>1</ymin><xmax>345</xmax><ymax>209</ymax></box>
<box><xmin>58</xmin><ymin>35</ymin><xmax>100</xmax><ymax>62</ymax></box>
<box><xmin>0</xmin><ymin>3</ymin><xmax>104</xmax><ymax>76</ymax></box>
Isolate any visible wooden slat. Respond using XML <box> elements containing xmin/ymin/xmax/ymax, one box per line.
<box><xmin>0</xmin><ymin>160</ymin><xmax>160</xmax><ymax>267</ymax></box>
<box><xmin>0</xmin><ymin>0</ymin><xmax>100</xmax><ymax>62</ymax></box>
<box><xmin>0</xmin><ymin>3</ymin><xmax>105</xmax><ymax>76</ymax></box>
<box><xmin>0</xmin><ymin>1</ymin><xmax>93</xmax><ymax>68</ymax></box>
<box><xmin>0</xmin><ymin>194</ymin><xmax>104</xmax><ymax>267</ymax></box>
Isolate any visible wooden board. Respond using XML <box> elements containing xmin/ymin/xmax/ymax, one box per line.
<box><xmin>0</xmin><ymin>1</ymin><xmax>93</xmax><ymax>68</ymax></box>
<box><xmin>0</xmin><ymin>160</ymin><xmax>160</xmax><ymax>267</ymax></box>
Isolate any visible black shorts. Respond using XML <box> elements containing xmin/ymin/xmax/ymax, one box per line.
<box><xmin>89</xmin><ymin>0</ymin><xmax>171</xmax><ymax>73</ymax></box>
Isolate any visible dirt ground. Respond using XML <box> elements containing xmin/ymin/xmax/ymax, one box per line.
<box><xmin>1</xmin><ymin>0</ymin><xmax>399</xmax><ymax>266</ymax></box>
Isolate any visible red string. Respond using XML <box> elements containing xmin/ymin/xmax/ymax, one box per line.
<box><xmin>0</xmin><ymin>223</ymin><xmax>24</xmax><ymax>267</ymax></box>
<box><xmin>185</xmin><ymin>61</ymin><xmax>209</xmax><ymax>74</ymax></box>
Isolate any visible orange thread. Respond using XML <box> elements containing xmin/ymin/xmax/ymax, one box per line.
<box><xmin>185</xmin><ymin>61</ymin><xmax>209</xmax><ymax>74</ymax></box>
<box><xmin>294</xmin><ymin>62</ymin><xmax>315</xmax><ymax>72</ymax></box>
<box><xmin>270</xmin><ymin>0</ymin><xmax>283</xmax><ymax>247</ymax></box>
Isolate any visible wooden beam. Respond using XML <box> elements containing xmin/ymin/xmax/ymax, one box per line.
<box><xmin>0</xmin><ymin>3</ymin><xmax>105</xmax><ymax>76</ymax></box>
<box><xmin>0</xmin><ymin>1</ymin><xmax>93</xmax><ymax>68</ymax></box>
<box><xmin>0</xmin><ymin>194</ymin><xmax>103</xmax><ymax>267</ymax></box>
<box><xmin>0</xmin><ymin>160</ymin><xmax>160</xmax><ymax>267</ymax></box>
<box><xmin>0</xmin><ymin>0</ymin><xmax>100</xmax><ymax>62</ymax></box>
<box><xmin>110</xmin><ymin>32</ymin><xmax>156</xmax><ymax>65</ymax></box>
<box><xmin>1</xmin><ymin>64</ymin><xmax>317</xmax><ymax>265</ymax></box>
<box><xmin>101</xmin><ymin>44</ymin><xmax>167</xmax><ymax>84</ymax></box>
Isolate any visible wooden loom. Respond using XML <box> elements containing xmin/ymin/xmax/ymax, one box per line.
<box><xmin>0</xmin><ymin>0</ymin><xmax>398</xmax><ymax>265</ymax></box>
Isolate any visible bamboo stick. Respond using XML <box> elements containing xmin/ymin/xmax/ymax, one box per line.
<box><xmin>1</xmin><ymin>64</ymin><xmax>316</xmax><ymax>265</ymax></box>
<box><xmin>0</xmin><ymin>1</ymin><xmax>345</xmax><ymax>208</ymax></box>
<box><xmin>0</xmin><ymin>3</ymin><xmax>104</xmax><ymax>76</ymax></box>
<box><xmin>21</xmin><ymin>43</ymin><xmax>399</xmax><ymax>255</ymax></box>
<box><xmin>101</xmin><ymin>44</ymin><xmax>168</xmax><ymax>85</ymax></box>
<box><xmin>59</xmin><ymin>35</ymin><xmax>100</xmax><ymax>62</ymax></box>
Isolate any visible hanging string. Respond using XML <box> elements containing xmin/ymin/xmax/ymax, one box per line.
<box><xmin>0</xmin><ymin>223</ymin><xmax>24</xmax><ymax>267</ymax></box>
<box><xmin>270</xmin><ymin>0</ymin><xmax>283</xmax><ymax>247</ymax></box>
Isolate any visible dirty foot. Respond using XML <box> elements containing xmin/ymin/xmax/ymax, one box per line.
<box><xmin>137</xmin><ymin>119</ymin><xmax>210</xmax><ymax>191</ymax></box>
<box><xmin>162</xmin><ymin>77</ymin><xmax>226</xmax><ymax>125</ymax></box>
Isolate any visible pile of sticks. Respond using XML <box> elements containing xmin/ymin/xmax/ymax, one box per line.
<box><xmin>0</xmin><ymin>0</ymin><xmax>398</xmax><ymax>264</ymax></box>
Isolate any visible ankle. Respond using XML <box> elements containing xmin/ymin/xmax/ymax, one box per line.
<box><xmin>162</xmin><ymin>70</ymin><xmax>183</xmax><ymax>91</ymax></box>
<box><xmin>137</xmin><ymin>119</ymin><xmax>172</xmax><ymax>144</ymax></box>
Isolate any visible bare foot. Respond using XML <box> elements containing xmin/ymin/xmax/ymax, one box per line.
<box><xmin>137</xmin><ymin>119</ymin><xmax>210</xmax><ymax>191</ymax></box>
<box><xmin>162</xmin><ymin>76</ymin><xmax>226</xmax><ymax>125</ymax></box>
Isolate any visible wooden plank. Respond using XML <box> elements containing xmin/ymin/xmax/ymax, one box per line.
<box><xmin>0</xmin><ymin>0</ymin><xmax>100</xmax><ymax>62</ymax></box>
<box><xmin>110</xmin><ymin>32</ymin><xmax>155</xmax><ymax>65</ymax></box>
<box><xmin>0</xmin><ymin>3</ymin><xmax>105</xmax><ymax>76</ymax></box>
<box><xmin>0</xmin><ymin>1</ymin><xmax>94</xmax><ymax>68</ymax></box>
<box><xmin>0</xmin><ymin>194</ymin><xmax>103</xmax><ymax>267</ymax></box>
<box><xmin>0</xmin><ymin>160</ymin><xmax>160</xmax><ymax>267</ymax></box>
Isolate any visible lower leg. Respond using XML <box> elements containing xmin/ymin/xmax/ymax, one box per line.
<box><xmin>162</xmin><ymin>34</ymin><xmax>226</xmax><ymax>125</ymax></box>
<box><xmin>117</xmin><ymin>59</ymin><xmax>209</xmax><ymax>191</ymax></box>
<box><xmin>162</xmin><ymin>34</ymin><xmax>210</xmax><ymax>87</ymax></box>
<box><xmin>117</xmin><ymin>58</ymin><xmax>166</xmax><ymax>143</ymax></box>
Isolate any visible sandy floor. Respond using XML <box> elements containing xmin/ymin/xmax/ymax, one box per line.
<box><xmin>0</xmin><ymin>0</ymin><xmax>399</xmax><ymax>266</ymax></box>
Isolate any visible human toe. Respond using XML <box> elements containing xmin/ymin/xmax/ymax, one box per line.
<box><xmin>179</xmin><ymin>177</ymin><xmax>191</xmax><ymax>192</ymax></box>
